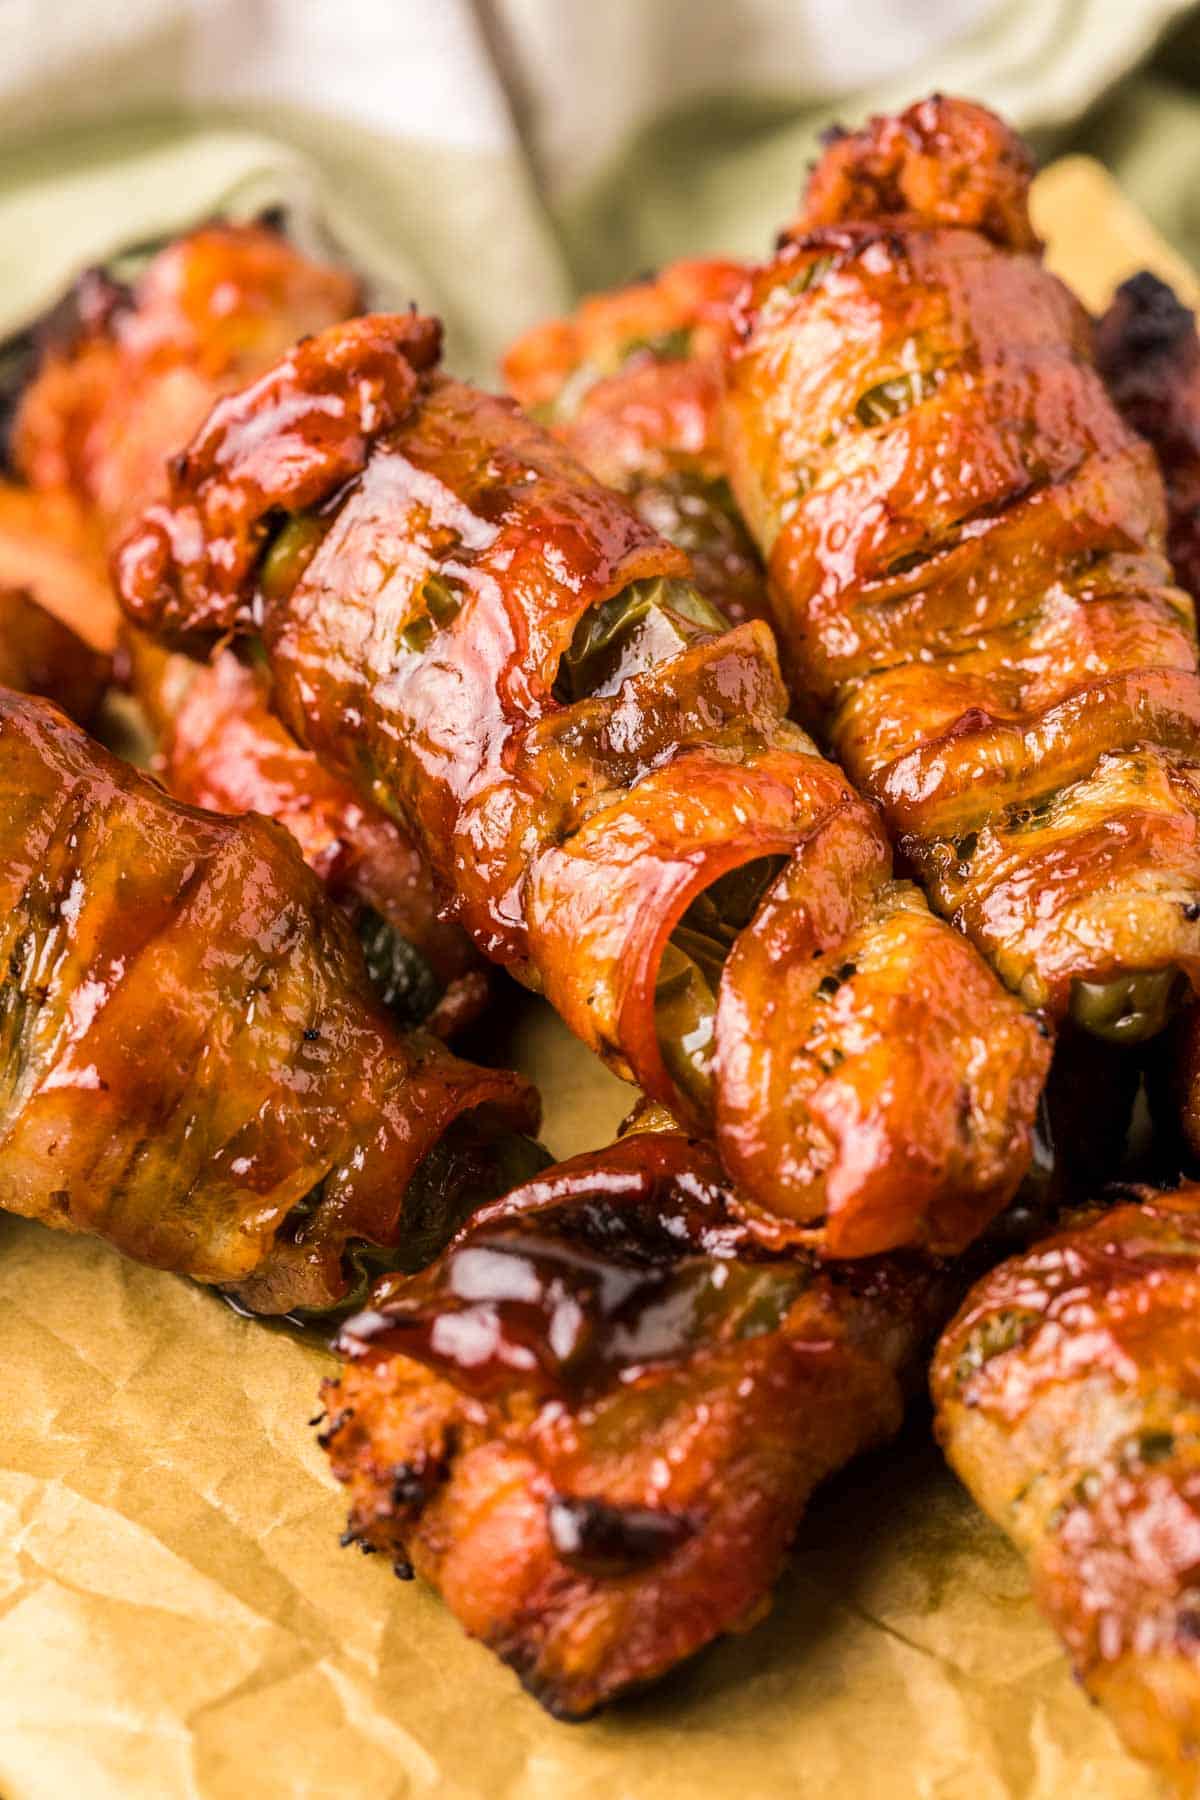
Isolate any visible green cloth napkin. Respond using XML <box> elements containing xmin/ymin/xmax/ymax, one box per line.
<box><xmin>1</xmin><ymin>0</ymin><xmax>1198</xmax><ymax>381</ymax></box>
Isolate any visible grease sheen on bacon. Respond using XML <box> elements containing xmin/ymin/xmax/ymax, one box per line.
<box><xmin>0</xmin><ymin>687</ymin><xmax>537</xmax><ymax>1315</ymax></box>
<box><xmin>504</xmin><ymin>257</ymin><xmax>770</xmax><ymax>627</ymax></box>
<box><xmin>10</xmin><ymin>223</ymin><xmax>485</xmax><ymax>1035</ymax></box>
<box><xmin>723</xmin><ymin>96</ymin><xmax>1200</xmax><ymax>1033</ymax></box>
<box><xmin>934</xmin><ymin>1186</ymin><xmax>1200</xmax><ymax>1793</ymax></box>
<box><xmin>324</xmin><ymin>1125</ymin><xmax>954</xmax><ymax>1716</ymax></box>
<box><xmin>115</xmin><ymin>309</ymin><xmax>1049</xmax><ymax>1257</ymax></box>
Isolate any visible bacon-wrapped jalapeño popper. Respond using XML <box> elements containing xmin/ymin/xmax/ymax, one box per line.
<box><xmin>502</xmin><ymin>256</ymin><xmax>1147</xmax><ymax>1213</ymax></box>
<box><xmin>723</xmin><ymin>96</ymin><xmax>1200</xmax><ymax>1045</ymax></box>
<box><xmin>503</xmin><ymin>258</ymin><xmax>769</xmax><ymax>627</ymax></box>
<box><xmin>8</xmin><ymin>223</ymin><xmax>487</xmax><ymax>1036</ymax></box>
<box><xmin>934</xmin><ymin>1185</ymin><xmax>1200</xmax><ymax>1791</ymax></box>
<box><xmin>114</xmin><ymin>308</ymin><xmax>1050</xmax><ymax>1257</ymax></box>
<box><xmin>322</xmin><ymin>1116</ymin><xmax>956</xmax><ymax>1716</ymax></box>
<box><xmin>0</xmin><ymin>687</ymin><xmax>540</xmax><ymax>1316</ymax></box>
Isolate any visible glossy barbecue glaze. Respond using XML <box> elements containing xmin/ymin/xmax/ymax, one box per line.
<box><xmin>0</xmin><ymin>688</ymin><xmax>538</xmax><ymax>1314</ymax></box>
<box><xmin>13</xmin><ymin>222</ymin><xmax>361</xmax><ymax>543</ymax></box>
<box><xmin>504</xmin><ymin>258</ymin><xmax>770</xmax><ymax>626</ymax></box>
<box><xmin>0</xmin><ymin>586</ymin><xmax>110</xmax><ymax>722</ymax></box>
<box><xmin>134</xmin><ymin>638</ymin><xmax>488</xmax><ymax>1036</ymax></box>
<box><xmin>11</xmin><ymin>224</ymin><xmax>486</xmax><ymax>1035</ymax></box>
<box><xmin>934</xmin><ymin>1186</ymin><xmax>1200</xmax><ymax>1792</ymax></box>
<box><xmin>116</xmin><ymin>310</ymin><xmax>1049</xmax><ymax>1256</ymax></box>
<box><xmin>723</xmin><ymin>96</ymin><xmax>1200</xmax><ymax>1032</ymax></box>
<box><xmin>324</xmin><ymin>1126</ymin><xmax>953</xmax><ymax>1716</ymax></box>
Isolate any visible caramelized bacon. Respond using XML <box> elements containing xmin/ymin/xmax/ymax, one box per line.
<box><xmin>10</xmin><ymin>225</ymin><xmax>486</xmax><ymax>1035</ymax></box>
<box><xmin>504</xmin><ymin>259</ymin><xmax>770</xmax><ymax>626</ymax></box>
<box><xmin>324</xmin><ymin>1126</ymin><xmax>953</xmax><ymax>1715</ymax></box>
<box><xmin>0</xmin><ymin>688</ymin><xmax>538</xmax><ymax>1314</ymax></box>
<box><xmin>723</xmin><ymin>96</ymin><xmax>1200</xmax><ymax>1035</ymax></box>
<box><xmin>934</xmin><ymin>1186</ymin><xmax>1200</xmax><ymax>1790</ymax></box>
<box><xmin>116</xmin><ymin>310</ymin><xmax>1048</xmax><ymax>1257</ymax></box>
<box><xmin>131</xmin><ymin>636</ymin><xmax>487</xmax><ymax>1036</ymax></box>
<box><xmin>13</xmin><ymin>223</ymin><xmax>362</xmax><ymax>543</ymax></box>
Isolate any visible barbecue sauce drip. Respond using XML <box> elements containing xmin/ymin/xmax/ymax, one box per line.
<box><xmin>334</xmin><ymin>1136</ymin><xmax>808</xmax><ymax>1399</ymax></box>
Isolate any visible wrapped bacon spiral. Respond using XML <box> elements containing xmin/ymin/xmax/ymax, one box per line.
<box><xmin>9</xmin><ymin>222</ymin><xmax>486</xmax><ymax>1035</ymax></box>
<box><xmin>935</xmin><ymin>1185</ymin><xmax>1200</xmax><ymax>1791</ymax></box>
<box><xmin>504</xmin><ymin>257</ymin><xmax>769</xmax><ymax>626</ymax></box>
<box><xmin>115</xmin><ymin>308</ymin><xmax>1048</xmax><ymax>1256</ymax></box>
<box><xmin>723</xmin><ymin>95</ymin><xmax>1200</xmax><ymax>1042</ymax></box>
<box><xmin>0</xmin><ymin>688</ymin><xmax>539</xmax><ymax>1315</ymax></box>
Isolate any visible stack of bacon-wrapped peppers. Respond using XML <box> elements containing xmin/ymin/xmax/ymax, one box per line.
<box><xmin>7</xmin><ymin>93</ymin><xmax>1200</xmax><ymax>1779</ymax></box>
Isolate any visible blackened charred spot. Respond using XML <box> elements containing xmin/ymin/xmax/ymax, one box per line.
<box><xmin>316</xmin><ymin>1406</ymin><xmax>353</xmax><ymax>1449</ymax></box>
<box><xmin>389</xmin><ymin>1444</ymin><xmax>451</xmax><ymax>1517</ymax></box>
<box><xmin>1105</xmin><ymin>272</ymin><xmax>1194</xmax><ymax>364</ymax></box>
<box><xmin>546</xmin><ymin>1494</ymin><xmax>694</xmax><ymax>1579</ymax></box>
<box><xmin>338</xmin><ymin>1527</ymin><xmax>377</xmax><ymax>1554</ymax></box>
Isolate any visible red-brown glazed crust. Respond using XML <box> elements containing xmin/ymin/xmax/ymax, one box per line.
<box><xmin>12</xmin><ymin>227</ymin><xmax>486</xmax><ymax>1034</ymax></box>
<box><xmin>716</xmin><ymin>833</ymin><xmax>1048</xmax><ymax>1259</ymax></box>
<box><xmin>116</xmin><ymin>311</ymin><xmax>1049</xmax><ymax>1256</ymax></box>
<box><xmin>115</xmin><ymin>311</ymin><xmax>443</xmax><ymax>643</ymax></box>
<box><xmin>0</xmin><ymin>586</ymin><xmax>110</xmax><ymax>722</ymax></box>
<box><xmin>138</xmin><ymin>642</ymin><xmax>487</xmax><ymax>1034</ymax></box>
<box><xmin>13</xmin><ymin>223</ymin><xmax>364</xmax><ymax>544</ymax></box>
<box><xmin>933</xmin><ymin>1186</ymin><xmax>1200</xmax><ymax>1790</ymax></box>
<box><xmin>322</xmin><ymin>1129</ymin><xmax>953</xmax><ymax>1716</ymax></box>
<box><xmin>723</xmin><ymin>95</ymin><xmax>1200</xmax><ymax>1017</ymax></box>
<box><xmin>802</xmin><ymin>94</ymin><xmax>1039</xmax><ymax>251</ymax></box>
<box><xmin>0</xmin><ymin>687</ymin><xmax>537</xmax><ymax>1313</ymax></box>
<box><xmin>504</xmin><ymin>259</ymin><xmax>770</xmax><ymax>627</ymax></box>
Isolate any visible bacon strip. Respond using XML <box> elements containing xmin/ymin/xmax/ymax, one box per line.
<box><xmin>116</xmin><ymin>310</ymin><xmax>1048</xmax><ymax>1256</ymax></box>
<box><xmin>934</xmin><ymin>1186</ymin><xmax>1200</xmax><ymax>1791</ymax></box>
<box><xmin>723</xmin><ymin>96</ymin><xmax>1200</xmax><ymax>1030</ymax></box>
<box><xmin>9</xmin><ymin>225</ymin><xmax>485</xmax><ymax>1035</ymax></box>
<box><xmin>324</xmin><ymin>1126</ymin><xmax>954</xmax><ymax>1715</ymax></box>
<box><xmin>504</xmin><ymin>258</ymin><xmax>770</xmax><ymax>626</ymax></box>
<box><xmin>0</xmin><ymin>688</ymin><xmax>537</xmax><ymax>1314</ymax></box>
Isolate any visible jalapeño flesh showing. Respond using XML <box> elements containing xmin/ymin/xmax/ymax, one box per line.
<box><xmin>723</xmin><ymin>96</ymin><xmax>1200</xmax><ymax>1037</ymax></box>
<box><xmin>116</xmin><ymin>309</ymin><xmax>1049</xmax><ymax>1258</ymax></box>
